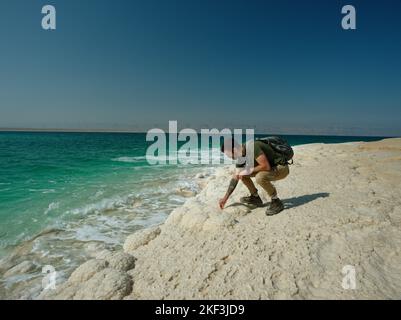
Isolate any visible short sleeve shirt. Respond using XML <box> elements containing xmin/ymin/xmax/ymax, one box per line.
<box><xmin>236</xmin><ymin>140</ymin><xmax>276</xmax><ymax>168</ymax></box>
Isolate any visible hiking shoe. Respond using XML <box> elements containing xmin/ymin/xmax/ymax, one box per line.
<box><xmin>266</xmin><ymin>198</ymin><xmax>284</xmax><ymax>216</ymax></box>
<box><xmin>240</xmin><ymin>194</ymin><xmax>263</xmax><ymax>207</ymax></box>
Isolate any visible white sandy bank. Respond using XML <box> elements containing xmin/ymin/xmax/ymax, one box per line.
<box><xmin>39</xmin><ymin>138</ymin><xmax>401</xmax><ymax>299</ymax></box>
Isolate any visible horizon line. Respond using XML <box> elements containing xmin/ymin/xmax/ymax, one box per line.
<box><xmin>0</xmin><ymin>127</ymin><xmax>396</xmax><ymax>138</ymax></box>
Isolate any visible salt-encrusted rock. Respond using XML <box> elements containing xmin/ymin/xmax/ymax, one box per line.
<box><xmin>69</xmin><ymin>259</ymin><xmax>108</xmax><ymax>283</ymax></box>
<box><xmin>123</xmin><ymin>226</ymin><xmax>161</xmax><ymax>253</ymax></box>
<box><xmin>94</xmin><ymin>249</ymin><xmax>113</xmax><ymax>260</ymax></box>
<box><xmin>72</xmin><ymin>268</ymin><xmax>132</xmax><ymax>300</ymax></box>
<box><xmin>40</xmin><ymin>257</ymin><xmax>133</xmax><ymax>300</ymax></box>
<box><xmin>39</xmin><ymin>282</ymin><xmax>81</xmax><ymax>300</ymax></box>
<box><xmin>4</xmin><ymin>261</ymin><xmax>37</xmax><ymax>278</ymax></box>
<box><xmin>101</xmin><ymin>252</ymin><xmax>136</xmax><ymax>272</ymax></box>
<box><xmin>41</xmin><ymin>268</ymin><xmax>132</xmax><ymax>300</ymax></box>
<box><xmin>173</xmin><ymin>208</ymin><xmax>208</xmax><ymax>231</ymax></box>
<box><xmin>163</xmin><ymin>198</ymin><xmax>209</xmax><ymax>231</ymax></box>
<box><xmin>195</xmin><ymin>173</ymin><xmax>205</xmax><ymax>179</ymax></box>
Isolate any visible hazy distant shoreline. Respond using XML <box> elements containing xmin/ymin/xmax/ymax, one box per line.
<box><xmin>0</xmin><ymin>128</ymin><xmax>146</xmax><ymax>133</ymax></box>
<box><xmin>0</xmin><ymin>128</ymin><xmax>396</xmax><ymax>138</ymax></box>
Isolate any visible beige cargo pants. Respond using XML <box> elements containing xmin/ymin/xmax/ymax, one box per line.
<box><xmin>241</xmin><ymin>165</ymin><xmax>289</xmax><ymax>198</ymax></box>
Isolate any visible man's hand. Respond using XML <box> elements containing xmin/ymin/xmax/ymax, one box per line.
<box><xmin>219</xmin><ymin>197</ymin><xmax>228</xmax><ymax>209</ymax></box>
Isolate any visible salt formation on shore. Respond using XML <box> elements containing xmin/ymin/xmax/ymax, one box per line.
<box><xmin>6</xmin><ymin>138</ymin><xmax>401</xmax><ymax>299</ymax></box>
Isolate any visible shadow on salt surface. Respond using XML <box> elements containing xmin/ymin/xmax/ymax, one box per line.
<box><xmin>284</xmin><ymin>192</ymin><xmax>330</xmax><ymax>209</ymax></box>
<box><xmin>225</xmin><ymin>192</ymin><xmax>330</xmax><ymax>211</ymax></box>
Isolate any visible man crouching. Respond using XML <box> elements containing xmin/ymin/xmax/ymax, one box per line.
<box><xmin>219</xmin><ymin>137</ymin><xmax>290</xmax><ymax>216</ymax></box>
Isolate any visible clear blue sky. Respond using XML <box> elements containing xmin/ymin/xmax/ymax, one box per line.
<box><xmin>0</xmin><ymin>0</ymin><xmax>400</xmax><ymax>135</ymax></box>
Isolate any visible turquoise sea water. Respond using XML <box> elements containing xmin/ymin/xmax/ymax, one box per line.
<box><xmin>0</xmin><ymin>132</ymin><xmax>208</xmax><ymax>254</ymax></box>
<box><xmin>0</xmin><ymin>132</ymin><xmax>387</xmax><ymax>296</ymax></box>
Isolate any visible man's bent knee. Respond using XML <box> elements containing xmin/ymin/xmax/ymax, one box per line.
<box><xmin>255</xmin><ymin>171</ymin><xmax>271</xmax><ymax>185</ymax></box>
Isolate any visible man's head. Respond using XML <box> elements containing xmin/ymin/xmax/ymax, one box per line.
<box><xmin>220</xmin><ymin>137</ymin><xmax>242</xmax><ymax>159</ymax></box>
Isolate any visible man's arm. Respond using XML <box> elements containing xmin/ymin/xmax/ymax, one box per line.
<box><xmin>238</xmin><ymin>153</ymin><xmax>271</xmax><ymax>178</ymax></box>
<box><xmin>219</xmin><ymin>176</ymin><xmax>239</xmax><ymax>209</ymax></box>
<box><xmin>252</xmin><ymin>153</ymin><xmax>271</xmax><ymax>173</ymax></box>
<box><xmin>225</xmin><ymin>177</ymin><xmax>239</xmax><ymax>198</ymax></box>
